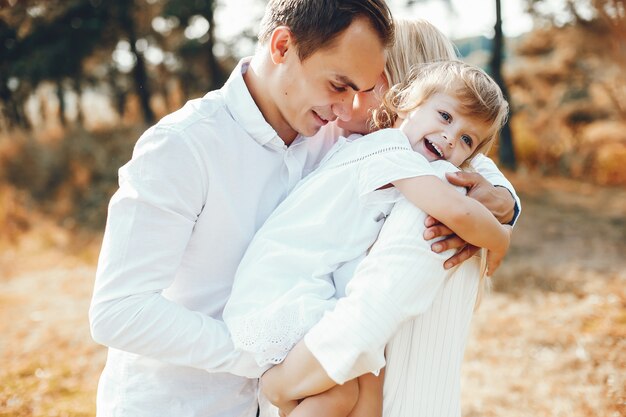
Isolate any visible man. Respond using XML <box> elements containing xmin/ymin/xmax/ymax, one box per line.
<box><xmin>89</xmin><ymin>1</ymin><xmax>394</xmax><ymax>416</ymax></box>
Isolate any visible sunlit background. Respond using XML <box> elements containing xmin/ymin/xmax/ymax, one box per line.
<box><xmin>0</xmin><ymin>0</ymin><xmax>625</xmax><ymax>416</ymax></box>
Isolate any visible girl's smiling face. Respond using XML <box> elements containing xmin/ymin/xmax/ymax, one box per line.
<box><xmin>396</xmin><ymin>92</ymin><xmax>491</xmax><ymax>167</ymax></box>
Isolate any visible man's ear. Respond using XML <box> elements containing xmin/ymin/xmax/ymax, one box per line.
<box><xmin>269</xmin><ymin>26</ymin><xmax>293</xmax><ymax>64</ymax></box>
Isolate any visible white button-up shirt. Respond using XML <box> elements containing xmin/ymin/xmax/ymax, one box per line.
<box><xmin>89</xmin><ymin>59</ymin><xmax>322</xmax><ymax>417</ymax></box>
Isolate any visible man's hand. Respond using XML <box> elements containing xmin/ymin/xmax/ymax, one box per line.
<box><xmin>424</xmin><ymin>171</ymin><xmax>516</xmax><ymax>270</ymax></box>
<box><xmin>424</xmin><ymin>215</ymin><xmax>480</xmax><ymax>269</ymax></box>
<box><xmin>446</xmin><ymin>171</ymin><xmax>516</xmax><ymax>224</ymax></box>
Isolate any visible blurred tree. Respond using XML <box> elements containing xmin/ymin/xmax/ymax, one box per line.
<box><xmin>162</xmin><ymin>0</ymin><xmax>225</xmax><ymax>93</ymax></box>
<box><xmin>111</xmin><ymin>0</ymin><xmax>156</xmax><ymax>125</ymax></box>
<box><xmin>490</xmin><ymin>0</ymin><xmax>516</xmax><ymax>170</ymax></box>
<box><xmin>0</xmin><ymin>17</ymin><xmax>30</xmax><ymax>129</ymax></box>
<box><xmin>16</xmin><ymin>0</ymin><xmax>109</xmax><ymax>126</ymax></box>
<box><xmin>0</xmin><ymin>0</ymin><xmax>242</xmax><ymax>129</ymax></box>
<box><xmin>1</xmin><ymin>0</ymin><xmax>113</xmax><ymax>128</ymax></box>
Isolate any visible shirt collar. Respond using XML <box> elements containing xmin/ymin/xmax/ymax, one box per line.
<box><xmin>221</xmin><ymin>58</ymin><xmax>285</xmax><ymax>148</ymax></box>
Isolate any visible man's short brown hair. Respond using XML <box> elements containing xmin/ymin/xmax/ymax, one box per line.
<box><xmin>258</xmin><ymin>0</ymin><xmax>394</xmax><ymax>60</ymax></box>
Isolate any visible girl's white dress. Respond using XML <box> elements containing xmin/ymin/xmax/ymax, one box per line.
<box><xmin>223</xmin><ymin>128</ymin><xmax>443</xmax><ymax>374</ymax></box>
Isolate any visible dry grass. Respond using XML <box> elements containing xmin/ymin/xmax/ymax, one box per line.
<box><xmin>0</xmin><ymin>222</ymin><xmax>104</xmax><ymax>416</ymax></box>
<box><xmin>1</xmin><ymin>172</ymin><xmax>625</xmax><ymax>416</ymax></box>
<box><xmin>462</xmin><ymin>173</ymin><xmax>626</xmax><ymax>417</ymax></box>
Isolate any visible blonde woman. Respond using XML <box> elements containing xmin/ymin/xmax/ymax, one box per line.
<box><xmin>227</xmin><ymin>59</ymin><xmax>510</xmax><ymax>417</ymax></box>
<box><xmin>254</xmin><ymin>20</ymin><xmax>520</xmax><ymax>417</ymax></box>
<box><xmin>254</xmin><ymin>20</ymin><xmax>519</xmax><ymax>417</ymax></box>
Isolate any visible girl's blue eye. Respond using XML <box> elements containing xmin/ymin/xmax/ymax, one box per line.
<box><xmin>462</xmin><ymin>135</ymin><xmax>473</xmax><ymax>147</ymax></box>
<box><xmin>439</xmin><ymin>111</ymin><xmax>451</xmax><ymax>122</ymax></box>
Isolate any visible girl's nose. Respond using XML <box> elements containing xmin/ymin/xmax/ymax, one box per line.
<box><xmin>443</xmin><ymin>133</ymin><xmax>455</xmax><ymax>148</ymax></box>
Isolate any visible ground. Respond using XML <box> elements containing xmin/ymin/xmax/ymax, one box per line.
<box><xmin>0</xmin><ymin>173</ymin><xmax>625</xmax><ymax>417</ymax></box>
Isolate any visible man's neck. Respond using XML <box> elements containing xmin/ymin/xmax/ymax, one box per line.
<box><xmin>243</xmin><ymin>56</ymin><xmax>298</xmax><ymax>146</ymax></box>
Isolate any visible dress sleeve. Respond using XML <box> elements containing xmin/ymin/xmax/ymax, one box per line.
<box><xmin>353</xmin><ymin>130</ymin><xmax>436</xmax><ymax>204</ymax></box>
<box><xmin>470</xmin><ymin>153</ymin><xmax>521</xmax><ymax>225</ymax></box>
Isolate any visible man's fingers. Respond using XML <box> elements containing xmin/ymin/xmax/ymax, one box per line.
<box><xmin>424</xmin><ymin>224</ymin><xmax>454</xmax><ymax>240</ymax></box>
<box><xmin>431</xmin><ymin>235</ymin><xmax>465</xmax><ymax>252</ymax></box>
<box><xmin>445</xmin><ymin>171</ymin><xmax>480</xmax><ymax>188</ymax></box>
<box><xmin>424</xmin><ymin>215</ymin><xmax>440</xmax><ymax>227</ymax></box>
<box><xmin>443</xmin><ymin>245</ymin><xmax>480</xmax><ymax>269</ymax></box>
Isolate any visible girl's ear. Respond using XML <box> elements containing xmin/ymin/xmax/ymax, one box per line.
<box><xmin>269</xmin><ymin>26</ymin><xmax>293</xmax><ymax>65</ymax></box>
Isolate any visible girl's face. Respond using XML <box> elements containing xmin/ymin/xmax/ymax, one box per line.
<box><xmin>396</xmin><ymin>92</ymin><xmax>491</xmax><ymax>167</ymax></box>
<box><xmin>336</xmin><ymin>74</ymin><xmax>389</xmax><ymax>135</ymax></box>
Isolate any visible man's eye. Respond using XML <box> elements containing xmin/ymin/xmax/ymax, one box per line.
<box><xmin>462</xmin><ymin>134</ymin><xmax>473</xmax><ymax>147</ymax></box>
<box><xmin>331</xmin><ymin>83</ymin><xmax>347</xmax><ymax>93</ymax></box>
<box><xmin>439</xmin><ymin>111</ymin><xmax>451</xmax><ymax>122</ymax></box>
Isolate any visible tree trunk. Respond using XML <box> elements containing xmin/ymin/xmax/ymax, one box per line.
<box><xmin>205</xmin><ymin>6</ymin><xmax>224</xmax><ymax>90</ymax></box>
<box><xmin>118</xmin><ymin>1</ymin><xmax>155</xmax><ymax>125</ymax></box>
<box><xmin>56</xmin><ymin>80</ymin><xmax>67</xmax><ymax>127</ymax></box>
<box><xmin>73</xmin><ymin>78</ymin><xmax>84</xmax><ymax>126</ymax></box>
<box><xmin>0</xmin><ymin>81</ymin><xmax>30</xmax><ymax>130</ymax></box>
<box><xmin>489</xmin><ymin>0</ymin><xmax>517</xmax><ymax>170</ymax></box>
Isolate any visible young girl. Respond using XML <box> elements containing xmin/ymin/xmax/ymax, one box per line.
<box><xmin>223</xmin><ymin>60</ymin><xmax>509</xmax><ymax>416</ymax></box>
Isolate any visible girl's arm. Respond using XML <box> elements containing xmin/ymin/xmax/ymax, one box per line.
<box><xmin>392</xmin><ymin>175</ymin><xmax>510</xmax><ymax>273</ymax></box>
<box><xmin>349</xmin><ymin>371</ymin><xmax>384</xmax><ymax>417</ymax></box>
<box><xmin>261</xmin><ymin>344</ymin><xmax>384</xmax><ymax>417</ymax></box>
<box><xmin>261</xmin><ymin>341</ymin><xmax>337</xmax><ymax>407</ymax></box>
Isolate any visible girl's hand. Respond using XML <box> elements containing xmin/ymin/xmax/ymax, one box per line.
<box><xmin>485</xmin><ymin>224</ymin><xmax>512</xmax><ymax>275</ymax></box>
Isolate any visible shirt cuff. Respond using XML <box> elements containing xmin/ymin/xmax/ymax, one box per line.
<box><xmin>494</xmin><ymin>184</ymin><xmax>521</xmax><ymax>226</ymax></box>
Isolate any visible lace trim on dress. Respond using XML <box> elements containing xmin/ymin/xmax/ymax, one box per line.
<box><xmin>329</xmin><ymin>146</ymin><xmax>411</xmax><ymax>169</ymax></box>
<box><xmin>228</xmin><ymin>305</ymin><xmax>327</xmax><ymax>367</ymax></box>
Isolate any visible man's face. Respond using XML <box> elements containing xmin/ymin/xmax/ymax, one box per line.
<box><xmin>272</xmin><ymin>18</ymin><xmax>386</xmax><ymax>139</ymax></box>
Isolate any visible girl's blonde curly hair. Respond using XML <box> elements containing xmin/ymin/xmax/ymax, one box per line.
<box><xmin>373</xmin><ymin>60</ymin><xmax>509</xmax><ymax>169</ymax></box>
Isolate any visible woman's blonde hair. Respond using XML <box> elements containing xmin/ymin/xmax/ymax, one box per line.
<box><xmin>383</xmin><ymin>19</ymin><xmax>458</xmax><ymax>87</ymax></box>
<box><xmin>374</xmin><ymin>60</ymin><xmax>509</xmax><ymax>169</ymax></box>
<box><xmin>363</xmin><ymin>19</ymin><xmax>458</xmax><ymax>133</ymax></box>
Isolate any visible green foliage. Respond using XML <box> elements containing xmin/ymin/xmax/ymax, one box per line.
<box><xmin>0</xmin><ymin>0</ymin><xmax>236</xmax><ymax>127</ymax></box>
<box><xmin>11</xmin><ymin>1</ymin><xmax>109</xmax><ymax>84</ymax></box>
<box><xmin>162</xmin><ymin>0</ymin><xmax>216</xmax><ymax>25</ymax></box>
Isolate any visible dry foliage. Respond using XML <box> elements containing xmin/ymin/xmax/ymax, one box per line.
<box><xmin>507</xmin><ymin>15</ymin><xmax>626</xmax><ymax>185</ymax></box>
<box><xmin>0</xmin><ymin>126</ymin><xmax>138</xmax><ymax>236</ymax></box>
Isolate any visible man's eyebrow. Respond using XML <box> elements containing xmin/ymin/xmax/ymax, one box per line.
<box><xmin>335</xmin><ymin>75</ymin><xmax>370</xmax><ymax>92</ymax></box>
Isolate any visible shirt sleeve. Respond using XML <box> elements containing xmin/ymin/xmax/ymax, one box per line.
<box><xmin>470</xmin><ymin>153</ymin><xmax>521</xmax><ymax>225</ymax></box>
<box><xmin>304</xmin><ymin>196</ymin><xmax>465</xmax><ymax>384</ymax></box>
<box><xmin>88</xmin><ymin>126</ymin><xmax>254</xmax><ymax>376</ymax></box>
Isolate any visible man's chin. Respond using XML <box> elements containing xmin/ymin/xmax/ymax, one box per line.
<box><xmin>300</xmin><ymin>124</ymin><xmax>323</xmax><ymax>138</ymax></box>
